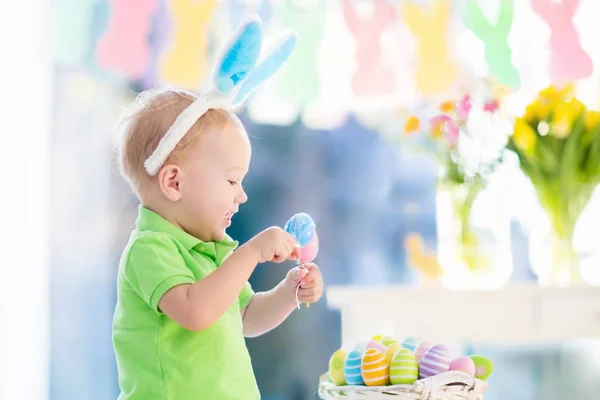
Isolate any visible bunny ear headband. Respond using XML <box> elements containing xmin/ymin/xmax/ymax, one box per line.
<box><xmin>144</xmin><ymin>16</ymin><xmax>297</xmax><ymax>176</ymax></box>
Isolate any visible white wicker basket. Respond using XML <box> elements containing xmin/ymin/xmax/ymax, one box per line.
<box><xmin>317</xmin><ymin>371</ymin><xmax>488</xmax><ymax>400</ymax></box>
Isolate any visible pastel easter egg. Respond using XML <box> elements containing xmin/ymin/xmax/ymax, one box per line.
<box><xmin>371</xmin><ymin>334</ymin><xmax>383</xmax><ymax>341</ymax></box>
<box><xmin>449</xmin><ymin>356</ymin><xmax>475</xmax><ymax>376</ymax></box>
<box><xmin>384</xmin><ymin>343</ymin><xmax>403</xmax><ymax>365</ymax></box>
<box><xmin>390</xmin><ymin>348</ymin><xmax>419</xmax><ymax>385</ymax></box>
<box><xmin>361</xmin><ymin>349</ymin><xmax>389</xmax><ymax>386</ymax></box>
<box><xmin>470</xmin><ymin>355</ymin><xmax>494</xmax><ymax>381</ymax></box>
<box><xmin>401</xmin><ymin>336</ymin><xmax>419</xmax><ymax>352</ymax></box>
<box><xmin>352</xmin><ymin>340</ymin><xmax>368</xmax><ymax>353</ymax></box>
<box><xmin>344</xmin><ymin>350</ymin><xmax>364</xmax><ymax>385</ymax></box>
<box><xmin>414</xmin><ymin>341</ymin><xmax>433</xmax><ymax>363</ymax></box>
<box><xmin>284</xmin><ymin>212</ymin><xmax>316</xmax><ymax>247</ymax></box>
<box><xmin>381</xmin><ymin>336</ymin><xmax>397</xmax><ymax>347</ymax></box>
<box><xmin>419</xmin><ymin>344</ymin><xmax>450</xmax><ymax>378</ymax></box>
<box><xmin>329</xmin><ymin>349</ymin><xmax>348</xmax><ymax>386</ymax></box>
<box><xmin>366</xmin><ymin>340</ymin><xmax>386</xmax><ymax>353</ymax></box>
<box><xmin>299</xmin><ymin>232</ymin><xmax>319</xmax><ymax>262</ymax></box>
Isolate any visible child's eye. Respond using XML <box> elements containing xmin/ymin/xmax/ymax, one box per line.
<box><xmin>228</xmin><ymin>180</ymin><xmax>238</xmax><ymax>186</ymax></box>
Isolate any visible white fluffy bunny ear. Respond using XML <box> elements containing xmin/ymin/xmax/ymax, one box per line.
<box><xmin>212</xmin><ymin>15</ymin><xmax>264</xmax><ymax>96</ymax></box>
<box><xmin>232</xmin><ymin>29</ymin><xmax>297</xmax><ymax>106</ymax></box>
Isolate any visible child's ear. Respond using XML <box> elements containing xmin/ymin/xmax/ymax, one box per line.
<box><xmin>157</xmin><ymin>164</ymin><xmax>183</xmax><ymax>201</ymax></box>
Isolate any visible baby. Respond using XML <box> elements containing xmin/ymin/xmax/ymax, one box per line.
<box><xmin>112</xmin><ymin>87</ymin><xmax>324</xmax><ymax>399</ymax></box>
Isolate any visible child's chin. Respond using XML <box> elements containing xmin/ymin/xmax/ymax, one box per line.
<box><xmin>212</xmin><ymin>230</ymin><xmax>226</xmax><ymax>241</ymax></box>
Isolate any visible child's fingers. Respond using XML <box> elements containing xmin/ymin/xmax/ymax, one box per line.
<box><xmin>290</xmin><ymin>266</ymin><xmax>308</xmax><ymax>281</ymax></box>
<box><xmin>298</xmin><ymin>287</ymin><xmax>321</xmax><ymax>297</ymax></box>
<box><xmin>299</xmin><ymin>268</ymin><xmax>321</xmax><ymax>286</ymax></box>
<box><xmin>298</xmin><ymin>291</ymin><xmax>322</xmax><ymax>303</ymax></box>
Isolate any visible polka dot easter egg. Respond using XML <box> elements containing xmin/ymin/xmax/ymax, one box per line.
<box><xmin>361</xmin><ymin>348</ymin><xmax>389</xmax><ymax>386</ymax></box>
<box><xmin>390</xmin><ymin>348</ymin><xmax>419</xmax><ymax>385</ymax></box>
<box><xmin>449</xmin><ymin>356</ymin><xmax>475</xmax><ymax>376</ymax></box>
<box><xmin>284</xmin><ymin>212</ymin><xmax>316</xmax><ymax>247</ymax></box>
<box><xmin>419</xmin><ymin>344</ymin><xmax>450</xmax><ymax>379</ymax></box>
<box><xmin>470</xmin><ymin>355</ymin><xmax>494</xmax><ymax>381</ymax></box>
<box><xmin>344</xmin><ymin>350</ymin><xmax>364</xmax><ymax>385</ymax></box>
<box><xmin>414</xmin><ymin>341</ymin><xmax>433</xmax><ymax>363</ymax></box>
<box><xmin>401</xmin><ymin>336</ymin><xmax>419</xmax><ymax>352</ymax></box>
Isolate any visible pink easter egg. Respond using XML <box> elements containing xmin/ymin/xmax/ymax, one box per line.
<box><xmin>449</xmin><ymin>356</ymin><xmax>476</xmax><ymax>376</ymax></box>
<box><xmin>366</xmin><ymin>340</ymin><xmax>386</xmax><ymax>353</ymax></box>
<box><xmin>414</xmin><ymin>341</ymin><xmax>433</xmax><ymax>362</ymax></box>
<box><xmin>299</xmin><ymin>231</ymin><xmax>319</xmax><ymax>262</ymax></box>
<box><xmin>419</xmin><ymin>344</ymin><xmax>450</xmax><ymax>379</ymax></box>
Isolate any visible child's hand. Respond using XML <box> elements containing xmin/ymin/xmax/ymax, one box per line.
<box><xmin>285</xmin><ymin>263</ymin><xmax>323</xmax><ymax>305</ymax></box>
<box><xmin>246</xmin><ymin>227</ymin><xmax>301</xmax><ymax>264</ymax></box>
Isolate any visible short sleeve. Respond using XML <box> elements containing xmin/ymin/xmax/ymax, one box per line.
<box><xmin>125</xmin><ymin>233</ymin><xmax>195</xmax><ymax>312</ymax></box>
<box><xmin>238</xmin><ymin>281</ymin><xmax>254</xmax><ymax>310</ymax></box>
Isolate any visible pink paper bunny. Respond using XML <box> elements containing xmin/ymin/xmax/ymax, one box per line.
<box><xmin>96</xmin><ymin>0</ymin><xmax>159</xmax><ymax>80</ymax></box>
<box><xmin>529</xmin><ymin>0</ymin><xmax>593</xmax><ymax>85</ymax></box>
<box><xmin>343</xmin><ymin>0</ymin><xmax>396</xmax><ymax>96</ymax></box>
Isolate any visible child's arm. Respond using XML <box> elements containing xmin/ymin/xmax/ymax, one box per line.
<box><xmin>159</xmin><ymin>227</ymin><xmax>299</xmax><ymax>331</ymax></box>
<box><xmin>240</xmin><ymin>264</ymin><xmax>323</xmax><ymax>337</ymax></box>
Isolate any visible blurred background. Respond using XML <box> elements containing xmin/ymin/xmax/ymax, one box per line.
<box><xmin>2</xmin><ymin>0</ymin><xmax>600</xmax><ymax>399</ymax></box>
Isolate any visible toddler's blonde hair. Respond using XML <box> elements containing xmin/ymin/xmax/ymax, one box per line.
<box><xmin>115</xmin><ymin>88</ymin><xmax>240</xmax><ymax>197</ymax></box>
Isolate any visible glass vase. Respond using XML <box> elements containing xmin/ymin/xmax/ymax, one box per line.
<box><xmin>435</xmin><ymin>173</ymin><xmax>513</xmax><ymax>290</ymax></box>
<box><xmin>528</xmin><ymin>184</ymin><xmax>600</xmax><ymax>286</ymax></box>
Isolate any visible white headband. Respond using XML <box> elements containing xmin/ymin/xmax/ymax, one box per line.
<box><xmin>144</xmin><ymin>16</ymin><xmax>297</xmax><ymax>176</ymax></box>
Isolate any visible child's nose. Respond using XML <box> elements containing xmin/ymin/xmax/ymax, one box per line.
<box><xmin>236</xmin><ymin>189</ymin><xmax>248</xmax><ymax>204</ymax></box>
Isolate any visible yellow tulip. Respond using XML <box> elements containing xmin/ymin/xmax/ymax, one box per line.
<box><xmin>525</xmin><ymin>100</ymin><xmax>550</xmax><ymax>122</ymax></box>
<box><xmin>551</xmin><ymin>99</ymin><xmax>586</xmax><ymax>139</ymax></box>
<box><xmin>585</xmin><ymin>110</ymin><xmax>600</xmax><ymax>131</ymax></box>
<box><xmin>537</xmin><ymin>83</ymin><xmax>575</xmax><ymax>106</ymax></box>
<box><xmin>513</xmin><ymin>117</ymin><xmax>537</xmax><ymax>155</ymax></box>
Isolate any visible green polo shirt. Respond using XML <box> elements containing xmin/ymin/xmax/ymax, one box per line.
<box><xmin>113</xmin><ymin>206</ymin><xmax>259</xmax><ymax>399</ymax></box>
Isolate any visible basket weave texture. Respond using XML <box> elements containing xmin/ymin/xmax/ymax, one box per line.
<box><xmin>317</xmin><ymin>371</ymin><xmax>488</xmax><ymax>400</ymax></box>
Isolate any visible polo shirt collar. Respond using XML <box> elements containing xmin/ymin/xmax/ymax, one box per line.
<box><xmin>135</xmin><ymin>206</ymin><xmax>238</xmax><ymax>262</ymax></box>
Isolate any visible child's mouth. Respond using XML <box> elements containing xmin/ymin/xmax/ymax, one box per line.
<box><xmin>224</xmin><ymin>212</ymin><xmax>234</xmax><ymax>225</ymax></box>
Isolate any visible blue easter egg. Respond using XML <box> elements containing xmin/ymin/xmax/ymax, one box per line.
<box><xmin>344</xmin><ymin>350</ymin><xmax>365</xmax><ymax>385</ymax></box>
<box><xmin>401</xmin><ymin>336</ymin><xmax>419</xmax><ymax>352</ymax></box>
<box><xmin>284</xmin><ymin>213</ymin><xmax>316</xmax><ymax>247</ymax></box>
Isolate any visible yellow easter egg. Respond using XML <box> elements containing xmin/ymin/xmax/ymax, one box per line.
<box><xmin>361</xmin><ymin>348</ymin><xmax>389</xmax><ymax>386</ymax></box>
<box><xmin>384</xmin><ymin>343</ymin><xmax>403</xmax><ymax>365</ymax></box>
<box><xmin>390</xmin><ymin>348</ymin><xmax>418</xmax><ymax>385</ymax></box>
<box><xmin>371</xmin><ymin>334</ymin><xmax>383</xmax><ymax>342</ymax></box>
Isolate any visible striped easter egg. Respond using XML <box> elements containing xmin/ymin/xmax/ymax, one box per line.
<box><xmin>414</xmin><ymin>341</ymin><xmax>433</xmax><ymax>362</ymax></box>
<box><xmin>419</xmin><ymin>344</ymin><xmax>450</xmax><ymax>379</ymax></box>
<box><xmin>381</xmin><ymin>336</ymin><xmax>397</xmax><ymax>347</ymax></box>
<box><xmin>384</xmin><ymin>343</ymin><xmax>403</xmax><ymax>365</ymax></box>
<box><xmin>366</xmin><ymin>339</ymin><xmax>386</xmax><ymax>353</ymax></box>
<box><xmin>361</xmin><ymin>348</ymin><xmax>389</xmax><ymax>386</ymax></box>
<box><xmin>401</xmin><ymin>336</ymin><xmax>419</xmax><ymax>352</ymax></box>
<box><xmin>344</xmin><ymin>350</ymin><xmax>364</xmax><ymax>385</ymax></box>
<box><xmin>390</xmin><ymin>348</ymin><xmax>419</xmax><ymax>385</ymax></box>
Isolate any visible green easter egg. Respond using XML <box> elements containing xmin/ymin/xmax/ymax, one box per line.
<box><xmin>381</xmin><ymin>336</ymin><xmax>397</xmax><ymax>347</ymax></box>
<box><xmin>329</xmin><ymin>349</ymin><xmax>348</xmax><ymax>385</ymax></box>
<box><xmin>390</xmin><ymin>348</ymin><xmax>418</xmax><ymax>385</ymax></box>
<box><xmin>470</xmin><ymin>355</ymin><xmax>494</xmax><ymax>381</ymax></box>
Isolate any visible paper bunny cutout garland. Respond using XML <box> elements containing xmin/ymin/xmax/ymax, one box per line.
<box><xmin>144</xmin><ymin>16</ymin><xmax>297</xmax><ymax>176</ymax></box>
